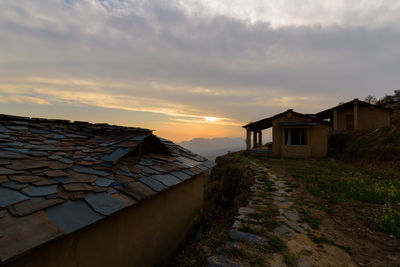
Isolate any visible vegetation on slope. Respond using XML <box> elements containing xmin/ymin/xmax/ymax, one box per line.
<box><xmin>227</xmin><ymin>152</ymin><xmax>400</xmax><ymax>265</ymax></box>
<box><xmin>248</xmin><ymin>154</ymin><xmax>400</xmax><ymax>238</ymax></box>
<box><xmin>171</xmin><ymin>154</ymin><xmax>254</xmax><ymax>266</ymax></box>
<box><xmin>334</xmin><ymin>125</ymin><xmax>400</xmax><ymax>173</ymax></box>
<box><xmin>331</xmin><ymin>90</ymin><xmax>400</xmax><ymax>173</ymax></box>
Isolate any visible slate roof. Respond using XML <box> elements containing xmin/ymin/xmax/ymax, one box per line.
<box><xmin>243</xmin><ymin>109</ymin><xmax>326</xmax><ymax>131</ymax></box>
<box><xmin>316</xmin><ymin>98</ymin><xmax>392</xmax><ymax>118</ymax></box>
<box><xmin>0</xmin><ymin>114</ymin><xmax>214</xmax><ymax>263</ymax></box>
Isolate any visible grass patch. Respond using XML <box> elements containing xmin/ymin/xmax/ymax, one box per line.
<box><xmin>294</xmin><ymin>197</ymin><xmax>313</xmax><ymax>207</ymax></box>
<box><xmin>237</xmin><ymin>225</ymin><xmax>263</xmax><ymax>235</ymax></box>
<box><xmin>257</xmin><ymin>191</ymin><xmax>271</xmax><ymax>199</ymax></box>
<box><xmin>282</xmin><ymin>252</ymin><xmax>297</xmax><ymax>267</ymax></box>
<box><xmin>245</xmin><ymin>205</ymin><xmax>280</xmax><ymax>230</ymax></box>
<box><xmin>313</xmin><ymin>202</ymin><xmax>332</xmax><ymax>215</ymax></box>
<box><xmin>258</xmin><ymin>174</ymin><xmax>276</xmax><ymax>192</ymax></box>
<box><xmin>303</xmin><ymin>216</ymin><xmax>322</xmax><ymax>230</ymax></box>
<box><xmin>295</xmin><ymin>195</ymin><xmax>332</xmax><ymax>215</ymax></box>
<box><xmin>267</xmin><ymin>235</ymin><xmax>287</xmax><ymax>253</ymax></box>
<box><xmin>300</xmin><ymin>249</ymin><xmax>313</xmax><ymax>256</ymax></box>
<box><xmin>252</xmin><ymin>256</ymin><xmax>265</xmax><ymax>266</ymax></box>
<box><xmin>252</xmin><ymin>157</ymin><xmax>400</xmax><ymax>204</ymax></box>
<box><xmin>375</xmin><ymin>205</ymin><xmax>400</xmax><ymax>238</ymax></box>
<box><xmin>305</xmin><ymin>215</ymin><xmax>322</xmax><ymax>230</ymax></box>
<box><xmin>246</xmin><ymin>212</ymin><xmax>263</xmax><ymax>221</ymax></box>
<box><xmin>209</xmin><ymin>239</ymin><xmax>226</xmax><ymax>250</ymax></box>
<box><xmin>308</xmin><ymin>233</ymin><xmax>352</xmax><ymax>254</ymax></box>
<box><xmin>298</xmin><ymin>208</ymin><xmax>322</xmax><ymax>230</ymax></box>
<box><xmin>260</xmin><ymin>206</ymin><xmax>280</xmax><ymax>230</ymax></box>
<box><xmin>225</xmin><ymin>246</ymin><xmax>248</xmax><ymax>259</ymax></box>
<box><xmin>247</xmin><ymin>155</ymin><xmax>400</xmax><ymax>238</ymax></box>
<box><xmin>264</xmin><ymin>235</ymin><xmax>296</xmax><ymax>267</ymax></box>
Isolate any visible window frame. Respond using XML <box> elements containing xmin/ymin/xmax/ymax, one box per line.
<box><xmin>282</xmin><ymin>127</ymin><xmax>309</xmax><ymax>146</ymax></box>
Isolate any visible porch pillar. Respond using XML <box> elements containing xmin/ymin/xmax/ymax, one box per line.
<box><xmin>258</xmin><ymin>130</ymin><xmax>262</xmax><ymax>147</ymax></box>
<box><xmin>246</xmin><ymin>128</ymin><xmax>251</xmax><ymax>150</ymax></box>
<box><xmin>333</xmin><ymin>109</ymin><xmax>338</xmax><ymax>130</ymax></box>
<box><xmin>253</xmin><ymin>131</ymin><xmax>257</xmax><ymax>149</ymax></box>
<box><xmin>353</xmin><ymin>100</ymin><xmax>359</xmax><ymax>130</ymax></box>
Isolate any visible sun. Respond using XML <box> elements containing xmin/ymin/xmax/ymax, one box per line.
<box><xmin>204</xmin><ymin>116</ymin><xmax>220</xmax><ymax>123</ymax></box>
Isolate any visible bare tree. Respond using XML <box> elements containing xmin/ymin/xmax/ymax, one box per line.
<box><xmin>364</xmin><ymin>95</ymin><xmax>377</xmax><ymax>104</ymax></box>
<box><xmin>394</xmin><ymin>90</ymin><xmax>400</xmax><ymax>102</ymax></box>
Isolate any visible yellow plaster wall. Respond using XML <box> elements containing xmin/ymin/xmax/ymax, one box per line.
<box><xmin>281</xmin><ymin>145</ymin><xmax>311</xmax><ymax>158</ymax></box>
<box><xmin>336</xmin><ymin>105</ymin><xmax>390</xmax><ymax>131</ymax></box>
<box><xmin>6</xmin><ymin>172</ymin><xmax>206</xmax><ymax>267</ymax></box>
<box><xmin>272</xmin><ymin>114</ymin><xmax>306</xmax><ymax>156</ymax></box>
<box><xmin>308</xmin><ymin>124</ymin><xmax>328</xmax><ymax>157</ymax></box>
<box><xmin>357</xmin><ymin>106</ymin><xmax>391</xmax><ymax>130</ymax></box>
<box><xmin>336</xmin><ymin>106</ymin><xmax>354</xmax><ymax>130</ymax></box>
<box><xmin>272</xmin><ymin>114</ymin><xmax>328</xmax><ymax>158</ymax></box>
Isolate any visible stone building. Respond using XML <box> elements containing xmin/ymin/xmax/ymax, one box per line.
<box><xmin>0</xmin><ymin>114</ymin><xmax>213</xmax><ymax>267</ymax></box>
<box><xmin>243</xmin><ymin>99</ymin><xmax>391</xmax><ymax>158</ymax></box>
<box><xmin>316</xmin><ymin>99</ymin><xmax>391</xmax><ymax>131</ymax></box>
<box><xmin>243</xmin><ymin>110</ymin><xmax>328</xmax><ymax>158</ymax></box>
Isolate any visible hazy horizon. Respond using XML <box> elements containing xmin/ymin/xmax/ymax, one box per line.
<box><xmin>1</xmin><ymin>1</ymin><xmax>400</xmax><ymax>142</ymax></box>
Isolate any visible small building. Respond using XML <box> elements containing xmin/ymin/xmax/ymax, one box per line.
<box><xmin>0</xmin><ymin>114</ymin><xmax>214</xmax><ymax>267</ymax></box>
<box><xmin>316</xmin><ymin>99</ymin><xmax>391</xmax><ymax>131</ymax></box>
<box><xmin>243</xmin><ymin>99</ymin><xmax>392</xmax><ymax>158</ymax></box>
<box><xmin>243</xmin><ymin>110</ymin><xmax>328</xmax><ymax>158</ymax></box>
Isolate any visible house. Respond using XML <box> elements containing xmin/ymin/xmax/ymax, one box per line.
<box><xmin>243</xmin><ymin>110</ymin><xmax>328</xmax><ymax>158</ymax></box>
<box><xmin>0</xmin><ymin>114</ymin><xmax>214</xmax><ymax>267</ymax></box>
<box><xmin>316</xmin><ymin>99</ymin><xmax>391</xmax><ymax>131</ymax></box>
<box><xmin>243</xmin><ymin>99</ymin><xmax>391</xmax><ymax>158</ymax></box>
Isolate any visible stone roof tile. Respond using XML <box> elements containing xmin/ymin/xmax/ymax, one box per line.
<box><xmin>0</xmin><ymin>113</ymin><xmax>213</xmax><ymax>263</ymax></box>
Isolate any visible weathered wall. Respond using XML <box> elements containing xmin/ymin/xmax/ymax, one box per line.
<box><xmin>272</xmin><ymin>114</ymin><xmax>306</xmax><ymax>156</ymax></box>
<box><xmin>308</xmin><ymin>124</ymin><xmax>328</xmax><ymax>157</ymax></box>
<box><xmin>272</xmin><ymin>114</ymin><xmax>328</xmax><ymax>158</ymax></box>
<box><xmin>336</xmin><ymin>106</ymin><xmax>354</xmax><ymax>130</ymax></box>
<box><xmin>6</xmin><ymin>172</ymin><xmax>206</xmax><ymax>267</ymax></box>
<box><xmin>281</xmin><ymin>145</ymin><xmax>311</xmax><ymax>158</ymax></box>
<box><xmin>357</xmin><ymin>106</ymin><xmax>391</xmax><ymax>130</ymax></box>
<box><xmin>336</xmin><ymin>105</ymin><xmax>390</xmax><ymax>131</ymax></box>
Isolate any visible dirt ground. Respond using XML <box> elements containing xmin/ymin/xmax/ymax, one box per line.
<box><xmin>270</xmin><ymin>163</ymin><xmax>400</xmax><ymax>267</ymax></box>
<box><xmin>171</xmin><ymin>156</ymin><xmax>400</xmax><ymax>267</ymax></box>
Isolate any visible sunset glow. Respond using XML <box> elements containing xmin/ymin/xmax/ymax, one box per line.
<box><xmin>204</xmin><ymin>117</ymin><xmax>221</xmax><ymax>123</ymax></box>
<box><xmin>0</xmin><ymin>0</ymin><xmax>399</xmax><ymax>142</ymax></box>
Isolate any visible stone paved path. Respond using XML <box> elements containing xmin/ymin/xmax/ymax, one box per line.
<box><xmin>207</xmin><ymin>162</ymin><xmax>355</xmax><ymax>267</ymax></box>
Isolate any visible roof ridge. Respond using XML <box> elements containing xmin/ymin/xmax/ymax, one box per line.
<box><xmin>0</xmin><ymin>114</ymin><xmax>151</xmax><ymax>132</ymax></box>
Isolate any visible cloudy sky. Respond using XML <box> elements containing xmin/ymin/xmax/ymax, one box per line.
<box><xmin>1</xmin><ymin>0</ymin><xmax>399</xmax><ymax>142</ymax></box>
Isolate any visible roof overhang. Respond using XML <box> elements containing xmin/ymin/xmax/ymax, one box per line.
<box><xmin>243</xmin><ymin>110</ymin><xmax>322</xmax><ymax>131</ymax></box>
<box><xmin>316</xmin><ymin>99</ymin><xmax>392</xmax><ymax>119</ymax></box>
<box><xmin>278</xmin><ymin>122</ymin><xmax>316</xmax><ymax>127</ymax></box>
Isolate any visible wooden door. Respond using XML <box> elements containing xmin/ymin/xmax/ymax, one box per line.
<box><xmin>346</xmin><ymin>115</ymin><xmax>354</xmax><ymax>130</ymax></box>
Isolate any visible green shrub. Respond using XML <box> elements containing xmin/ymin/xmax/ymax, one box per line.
<box><xmin>375</xmin><ymin>206</ymin><xmax>400</xmax><ymax>238</ymax></box>
<box><xmin>275</xmin><ymin>159</ymin><xmax>400</xmax><ymax>204</ymax></box>
<box><xmin>328</xmin><ymin>132</ymin><xmax>354</xmax><ymax>157</ymax></box>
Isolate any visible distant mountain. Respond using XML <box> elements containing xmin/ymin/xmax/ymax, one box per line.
<box><xmin>179</xmin><ymin>137</ymin><xmax>245</xmax><ymax>162</ymax></box>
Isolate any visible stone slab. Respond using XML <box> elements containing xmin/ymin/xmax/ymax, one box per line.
<box><xmin>229</xmin><ymin>229</ymin><xmax>269</xmax><ymax>246</ymax></box>
<box><xmin>207</xmin><ymin>255</ymin><xmax>243</xmax><ymax>267</ymax></box>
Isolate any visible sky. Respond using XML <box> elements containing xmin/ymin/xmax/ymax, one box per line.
<box><xmin>1</xmin><ymin>0</ymin><xmax>400</xmax><ymax>142</ymax></box>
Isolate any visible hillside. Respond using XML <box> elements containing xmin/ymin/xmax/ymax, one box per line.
<box><xmin>179</xmin><ymin>137</ymin><xmax>244</xmax><ymax>161</ymax></box>
<box><xmin>333</xmin><ymin>100</ymin><xmax>400</xmax><ymax>173</ymax></box>
<box><xmin>173</xmin><ymin>152</ymin><xmax>400</xmax><ymax>266</ymax></box>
